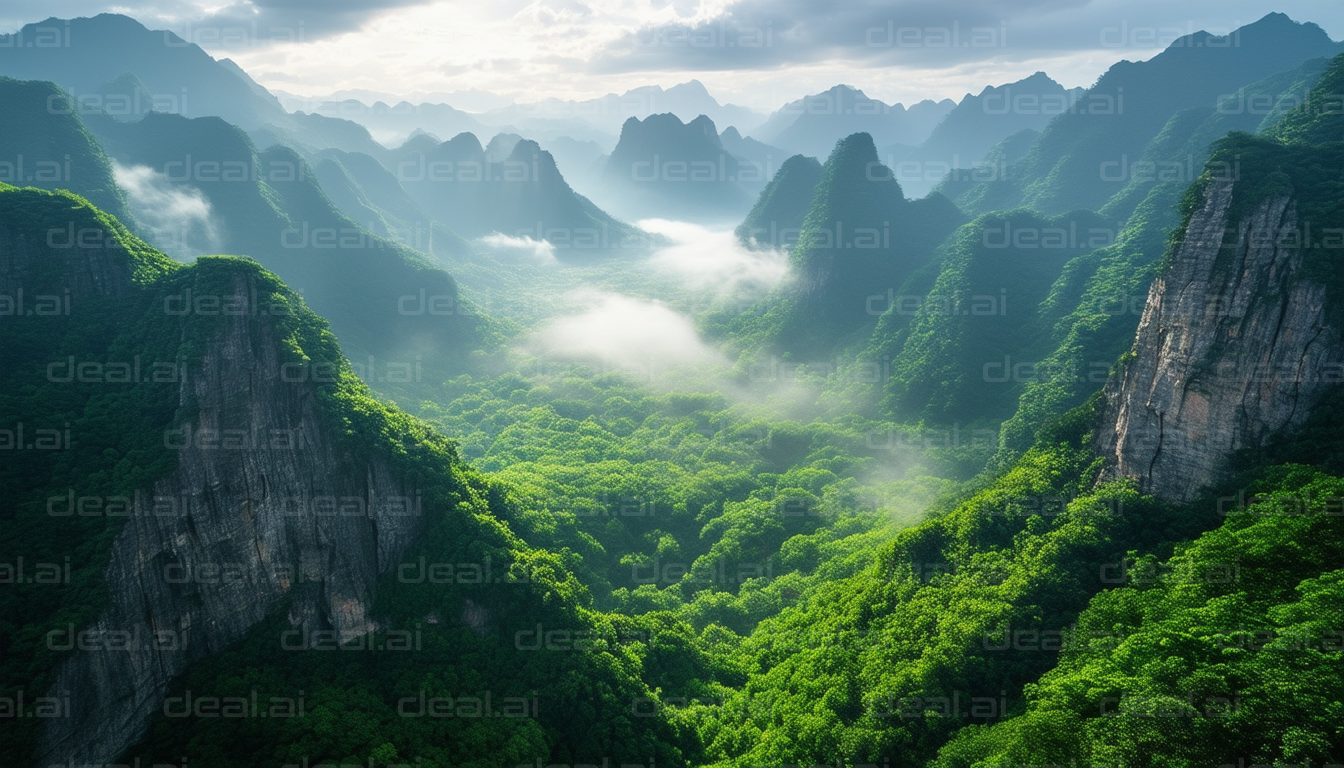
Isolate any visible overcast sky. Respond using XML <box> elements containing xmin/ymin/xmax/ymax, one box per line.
<box><xmin>2</xmin><ymin>0</ymin><xmax>1339</xmax><ymax>109</ymax></box>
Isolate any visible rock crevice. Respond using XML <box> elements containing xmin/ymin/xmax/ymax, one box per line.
<box><xmin>1095</xmin><ymin>178</ymin><xmax>1343</xmax><ymax>501</ymax></box>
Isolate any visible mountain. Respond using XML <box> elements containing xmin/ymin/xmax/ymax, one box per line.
<box><xmin>718</xmin><ymin>126</ymin><xmax>791</xmax><ymax>194</ymax></box>
<box><xmin>693</xmin><ymin>59</ymin><xmax>1344</xmax><ymax>768</ymax></box>
<box><xmin>255</xmin><ymin>110</ymin><xmax>396</xmax><ymax>165</ymax></box>
<box><xmin>1097</xmin><ymin>53</ymin><xmax>1344</xmax><ymax>501</ymax></box>
<box><xmin>774</xmin><ymin>132</ymin><xmax>965</xmax><ymax>354</ymax></box>
<box><xmin>83</xmin><ymin>111</ymin><xmax>482</xmax><ymax>369</ymax></box>
<box><xmin>0</xmin><ymin>77</ymin><xmax>129</xmax><ymax>222</ymax></box>
<box><xmin>485</xmin><ymin>79</ymin><xmax>765</xmax><ymax>138</ymax></box>
<box><xmin>309</xmin><ymin>147</ymin><xmax>472</xmax><ymax>261</ymax></box>
<box><xmin>0</xmin><ymin>184</ymin><xmax>682</xmax><ymax>766</ymax></box>
<box><xmin>948</xmin><ymin>13</ymin><xmax>1343</xmax><ymax>215</ymax></box>
<box><xmin>932</xmin><ymin>56</ymin><xmax>1344</xmax><ymax>767</ymax></box>
<box><xmin>915</xmin><ymin>72</ymin><xmax>1083</xmax><ymax>165</ymax></box>
<box><xmin>881</xmin><ymin>56</ymin><xmax>1335</xmax><ymax>431</ymax></box>
<box><xmin>393</xmin><ymin>131</ymin><xmax>650</xmax><ymax>256</ymax></box>
<box><xmin>753</xmin><ymin>85</ymin><xmax>955</xmax><ymax>159</ymax></box>
<box><xmin>599</xmin><ymin>113</ymin><xmax>756</xmax><ymax>223</ymax></box>
<box><xmin>306</xmin><ymin>98</ymin><xmax>492</xmax><ymax>147</ymax></box>
<box><xmin>0</xmin><ymin>14</ymin><xmax>401</xmax><ymax>172</ymax></box>
<box><xmin>981</xmin><ymin>51</ymin><xmax>1340</xmax><ymax>463</ymax></box>
<box><xmin>735</xmin><ymin>153</ymin><xmax>823</xmax><ymax>249</ymax></box>
<box><xmin>877</xmin><ymin>72</ymin><xmax>1084</xmax><ymax>198</ymax></box>
<box><xmin>878</xmin><ymin>208</ymin><xmax>1115</xmax><ymax>425</ymax></box>
<box><xmin>615</xmin><ymin>80</ymin><xmax>765</xmax><ymax>134</ymax></box>
<box><xmin>0</xmin><ymin>14</ymin><xmax>289</xmax><ymax>129</ymax></box>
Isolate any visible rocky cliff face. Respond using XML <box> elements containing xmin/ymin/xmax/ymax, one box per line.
<box><xmin>33</xmin><ymin>266</ymin><xmax>428</xmax><ymax>766</ymax></box>
<box><xmin>1094</xmin><ymin>178</ymin><xmax>1343</xmax><ymax>501</ymax></box>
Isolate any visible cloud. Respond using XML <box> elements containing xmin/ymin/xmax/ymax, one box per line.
<box><xmin>476</xmin><ymin>232</ymin><xmax>559</xmax><ymax>264</ymax></box>
<box><xmin>529</xmin><ymin>289</ymin><xmax>724</xmax><ymax>371</ymax></box>
<box><xmin>189</xmin><ymin>0</ymin><xmax>440</xmax><ymax>44</ymax></box>
<box><xmin>639</xmin><ymin>218</ymin><xmax>787</xmax><ymax>292</ymax></box>
<box><xmin>0</xmin><ymin>0</ymin><xmax>438</xmax><ymax>43</ymax></box>
<box><xmin>113</xmin><ymin>162</ymin><xmax>222</xmax><ymax>259</ymax></box>
<box><xmin>3</xmin><ymin>1</ymin><xmax>1338</xmax><ymax>108</ymax></box>
<box><xmin>583</xmin><ymin>0</ymin><xmax>1340</xmax><ymax>88</ymax></box>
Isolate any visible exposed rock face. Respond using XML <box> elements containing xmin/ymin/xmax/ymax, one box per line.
<box><xmin>0</xmin><ymin>224</ymin><xmax>136</xmax><ymax>303</ymax></box>
<box><xmin>1095</xmin><ymin>178</ymin><xmax>1343</xmax><ymax>502</ymax></box>
<box><xmin>35</xmin><ymin>269</ymin><xmax>428</xmax><ymax>766</ymax></box>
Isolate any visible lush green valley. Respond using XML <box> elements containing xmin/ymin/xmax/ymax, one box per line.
<box><xmin>2</xmin><ymin>11</ymin><xmax>1343</xmax><ymax>768</ymax></box>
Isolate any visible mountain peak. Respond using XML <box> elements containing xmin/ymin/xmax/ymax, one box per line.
<box><xmin>666</xmin><ymin>79</ymin><xmax>712</xmax><ymax>98</ymax></box>
<box><xmin>828</xmin><ymin>131</ymin><xmax>880</xmax><ymax>164</ymax></box>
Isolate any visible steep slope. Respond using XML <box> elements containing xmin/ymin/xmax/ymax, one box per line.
<box><xmin>735</xmin><ymin>154</ymin><xmax>823</xmax><ymax>249</ymax></box>
<box><xmin>692</xmin><ymin>76</ymin><xmax>1344</xmax><ymax>765</ymax></box>
<box><xmin>921</xmin><ymin>81</ymin><xmax>1344</xmax><ymax>765</ymax></box>
<box><xmin>0</xmin><ymin>14</ymin><xmax>289</xmax><ymax>129</ymax></box>
<box><xmin>310</xmin><ymin>147</ymin><xmax>473</xmax><ymax>261</ymax></box>
<box><xmin>880</xmin><ymin>209</ymin><xmax>1116</xmax><ymax>425</ymax></box>
<box><xmin>82</xmin><ymin>111</ymin><xmax>482</xmax><ymax>368</ymax></box>
<box><xmin>1095</xmin><ymin>138</ymin><xmax>1344</xmax><ymax>502</ymax></box>
<box><xmin>948</xmin><ymin>13</ymin><xmax>1341</xmax><ymax>216</ymax></box>
<box><xmin>0</xmin><ymin>185</ymin><xmax>690</xmax><ymax>767</ymax></box>
<box><xmin>986</xmin><ymin>53</ymin><xmax>1340</xmax><ymax>465</ymax></box>
<box><xmin>775</xmin><ymin>132</ymin><xmax>965</xmax><ymax>355</ymax></box>
<box><xmin>0</xmin><ymin>77</ymin><xmax>130</xmax><ymax>222</ymax></box>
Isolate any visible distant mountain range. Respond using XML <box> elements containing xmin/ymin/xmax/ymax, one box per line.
<box><xmin>0</xmin><ymin>14</ymin><xmax>288</xmax><ymax>129</ymax></box>
<box><xmin>752</xmin><ymin>85</ymin><xmax>956</xmax><ymax>159</ymax></box>
<box><xmin>392</xmin><ymin>130</ymin><xmax>650</xmax><ymax>255</ymax></box>
<box><xmin>597</xmin><ymin>113</ymin><xmax>757</xmax><ymax>223</ymax></box>
<box><xmin>942</xmin><ymin>12</ymin><xmax>1344</xmax><ymax>214</ymax></box>
<box><xmin>877</xmin><ymin>72</ymin><xmax>1085</xmax><ymax>198</ymax></box>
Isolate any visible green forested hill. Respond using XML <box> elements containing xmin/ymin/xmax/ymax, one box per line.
<box><xmin>770</xmin><ymin>133</ymin><xmax>966</xmax><ymax>356</ymax></box>
<box><xmin>945</xmin><ymin>13</ymin><xmax>1341</xmax><ymax>217</ymax></box>
<box><xmin>878</xmin><ymin>209</ymin><xmax>1115</xmax><ymax>425</ymax></box>
<box><xmin>0</xmin><ymin>78</ymin><xmax>130</xmax><ymax>221</ymax></box>
<box><xmin>83</xmin><ymin>111</ymin><xmax>485</xmax><ymax>370</ymax></box>
<box><xmin>735</xmin><ymin>154</ymin><xmax>823</xmax><ymax>250</ymax></box>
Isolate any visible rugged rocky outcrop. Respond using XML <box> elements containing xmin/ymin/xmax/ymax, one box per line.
<box><xmin>28</xmin><ymin>262</ymin><xmax>428</xmax><ymax>765</ymax></box>
<box><xmin>1095</xmin><ymin>178</ymin><xmax>1343</xmax><ymax>501</ymax></box>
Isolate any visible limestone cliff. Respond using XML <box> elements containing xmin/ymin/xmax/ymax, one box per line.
<box><xmin>1094</xmin><ymin>178</ymin><xmax>1343</xmax><ymax>501</ymax></box>
<box><xmin>19</xmin><ymin>250</ymin><xmax>428</xmax><ymax>765</ymax></box>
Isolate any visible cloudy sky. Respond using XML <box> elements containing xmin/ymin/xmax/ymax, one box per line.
<box><xmin>1</xmin><ymin>0</ymin><xmax>1339</xmax><ymax>109</ymax></box>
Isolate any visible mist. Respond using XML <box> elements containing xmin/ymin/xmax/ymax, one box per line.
<box><xmin>476</xmin><ymin>232</ymin><xmax>559</xmax><ymax>264</ymax></box>
<box><xmin>639</xmin><ymin>218</ymin><xmax>788</xmax><ymax>293</ymax></box>
<box><xmin>528</xmin><ymin>289</ymin><xmax>726</xmax><ymax>378</ymax></box>
<box><xmin>113</xmin><ymin>162</ymin><xmax>221</xmax><ymax>260</ymax></box>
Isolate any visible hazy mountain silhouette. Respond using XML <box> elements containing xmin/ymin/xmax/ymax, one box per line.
<box><xmin>599</xmin><ymin>113</ymin><xmax>756</xmax><ymax>223</ymax></box>
<box><xmin>486</xmin><ymin>79</ymin><xmax>765</xmax><ymax>138</ymax></box>
<box><xmin>306</xmin><ymin>99</ymin><xmax>491</xmax><ymax>147</ymax></box>
<box><xmin>393</xmin><ymin>131</ymin><xmax>650</xmax><ymax>256</ymax></box>
<box><xmin>947</xmin><ymin>13</ymin><xmax>1344</xmax><ymax>214</ymax></box>
<box><xmin>753</xmin><ymin>85</ymin><xmax>955</xmax><ymax>159</ymax></box>
<box><xmin>0</xmin><ymin>77</ymin><xmax>130</xmax><ymax>222</ymax></box>
<box><xmin>877</xmin><ymin>73</ymin><xmax>1084</xmax><ymax>197</ymax></box>
<box><xmin>84</xmin><ymin>111</ymin><xmax>481</xmax><ymax>364</ymax></box>
<box><xmin>0</xmin><ymin>14</ymin><xmax>289</xmax><ymax>129</ymax></box>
